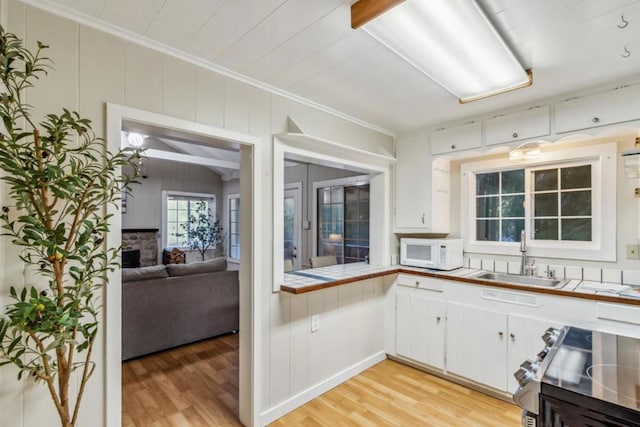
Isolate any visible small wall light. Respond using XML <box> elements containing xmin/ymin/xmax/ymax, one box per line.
<box><xmin>622</xmin><ymin>147</ymin><xmax>640</xmax><ymax>179</ymax></box>
<box><xmin>509</xmin><ymin>140</ymin><xmax>547</xmax><ymax>161</ymax></box>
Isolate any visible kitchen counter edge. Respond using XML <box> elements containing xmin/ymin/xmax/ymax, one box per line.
<box><xmin>281</xmin><ymin>267</ymin><xmax>640</xmax><ymax>306</ymax></box>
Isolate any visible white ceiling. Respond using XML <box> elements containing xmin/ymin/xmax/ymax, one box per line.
<box><xmin>38</xmin><ymin>0</ymin><xmax>640</xmax><ymax>133</ymax></box>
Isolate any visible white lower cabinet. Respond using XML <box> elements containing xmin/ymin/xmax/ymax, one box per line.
<box><xmin>446</xmin><ymin>302</ymin><xmax>508</xmax><ymax>390</ymax></box>
<box><xmin>396</xmin><ymin>286</ymin><xmax>446</xmax><ymax>369</ymax></box>
<box><xmin>446</xmin><ymin>303</ymin><xmax>559</xmax><ymax>392</ymax></box>
<box><xmin>506</xmin><ymin>315</ymin><xmax>559</xmax><ymax>393</ymax></box>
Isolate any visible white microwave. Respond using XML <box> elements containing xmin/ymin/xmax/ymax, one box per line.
<box><xmin>400</xmin><ymin>238</ymin><xmax>464</xmax><ymax>270</ymax></box>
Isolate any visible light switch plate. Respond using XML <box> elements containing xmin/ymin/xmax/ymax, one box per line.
<box><xmin>311</xmin><ymin>315</ymin><xmax>320</xmax><ymax>332</ymax></box>
<box><xmin>626</xmin><ymin>244</ymin><xmax>640</xmax><ymax>260</ymax></box>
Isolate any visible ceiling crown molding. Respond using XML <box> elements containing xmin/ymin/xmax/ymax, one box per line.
<box><xmin>18</xmin><ymin>0</ymin><xmax>396</xmax><ymax>138</ymax></box>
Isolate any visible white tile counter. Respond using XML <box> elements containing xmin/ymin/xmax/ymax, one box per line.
<box><xmin>281</xmin><ymin>262</ymin><xmax>395</xmax><ymax>294</ymax></box>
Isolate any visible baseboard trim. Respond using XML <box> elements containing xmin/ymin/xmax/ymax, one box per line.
<box><xmin>387</xmin><ymin>354</ymin><xmax>514</xmax><ymax>403</ymax></box>
<box><xmin>261</xmin><ymin>351</ymin><xmax>387</xmax><ymax>425</ymax></box>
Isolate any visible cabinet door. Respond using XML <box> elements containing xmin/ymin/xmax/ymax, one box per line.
<box><xmin>485</xmin><ymin>106</ymin><xmax>550</xmax><ymax>146</ymax></box>
<box><xmin>430</xmin><ymin>121</ymin><xmax>481</xmax><ymax>155</ymax></box>
<box><xmin>396</xmin><ymin>288</ymin><xmax>446</xmax><ymax>369</ymax></box>
<box><xmin>394</xmin><ymin>136</ymin><xmax>430</xmax><ymax>229</ymax></box>
<box><xmin>446</xmin><ymin>303</ymin><xmax>508</xmax><ymax>390</ymax></box>
<box><xmin>422</xmin><ymin>297</ymin><xmax>446</xmax><ymax>369</ymax></box>
<box><xmin>555</xmin><ymin>84</ymin><xmax>640</xmax><ymax>133</ymax></box>
<box><xmin>396</xmin><ymin>290</ymin><xmax>411</xmax><ymax>357</ymax></box>
<box><xmin>507</xmin><ymin>315</ymin><xmax>559</xmax><ymax>393</ymax></box>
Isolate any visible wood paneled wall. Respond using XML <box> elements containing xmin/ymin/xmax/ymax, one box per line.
<box><xmin>0</xmin><ymin>3</ymin><xmax>394</xmax><ymax>427</ymax></box>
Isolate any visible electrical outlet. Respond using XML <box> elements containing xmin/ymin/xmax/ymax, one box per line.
<box><xmin>311</xmin><ymin>315</ymin><xmax>320</xmax><ymax>332</ymax></box>
<box><xmin>626</xmin><ymin>244</ymin><xmax>640</xmax><ymax>260</ymax></box>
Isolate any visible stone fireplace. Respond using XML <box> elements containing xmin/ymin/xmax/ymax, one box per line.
<box><xmin>122</xmin><ymin>229</ymin><xmax>159</xmax><ymax>267</ymax></box>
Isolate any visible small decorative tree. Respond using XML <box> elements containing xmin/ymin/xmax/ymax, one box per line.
<box><xmin>182</xmin><ymin>200</ymin><xmax>223</xmax><ymax>261</ymax></box>
<box><xmin>0</xmin><ymin>27</ymin><xmax>139</xmax><ymax>426</ymax></box>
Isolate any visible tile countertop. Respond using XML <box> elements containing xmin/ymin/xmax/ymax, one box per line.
<box><xmin>281</xmin><ymin>263</ymin><xmax>640</xmax><ymax>306</ymax></box>
<box><xmin>281</xmin><ymin>263</ymin><xmax>397</xmax><ymax>293</ymax></box>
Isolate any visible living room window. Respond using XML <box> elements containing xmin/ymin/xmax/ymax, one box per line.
<box><xmin>314</xmin><ymin>176</ymin><xmax>370</xmax><ymax>264</ymax></box>
<box><xmin>228</xmin><ymin>194</ymin><xmax>240</xmax><ymax>260</ymax></box>
<box><xmin>162</xmin><ymin>191</ymin><xmax>216</xmax><ymax>248</ymax></box>
<box><xmin>461</xmin><ymin>142</ymin><xmax>616</xmax><ymax>261</ymax></box>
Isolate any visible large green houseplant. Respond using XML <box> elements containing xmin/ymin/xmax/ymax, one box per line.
<box><xmin>0</xmin><ymin>27</ymin><xmax>139</xmax><ymax>426</ymax></box>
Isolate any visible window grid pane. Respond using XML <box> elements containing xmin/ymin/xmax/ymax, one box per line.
<box><xmin>318</xmin><ymin>184</ymin><xmax>369</xmax><ymax>264</ymax></box>
<box><xmin>532</xmin><ymin>165</ymin><xmax>591</xmax><ymax>242</ymax></box>
<box><xmin>229</xmin><ymin>197</ymin><xmax>240</xmax><ymax>259</ymax></box>
<box><xmin>166</xmin><ymin>195</ymin><xmax>215</xmax><ymax>248</ymax></box>
<box><xmin>475</xmin><ymin>170</ymin><xmax>524</xmax><ymax>242</ymax></box>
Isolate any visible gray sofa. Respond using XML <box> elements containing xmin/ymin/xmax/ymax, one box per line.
<box><xmin>121</xmin><ymin>257</ymin><xmax>239</xmax><ymax>360</ymax></box>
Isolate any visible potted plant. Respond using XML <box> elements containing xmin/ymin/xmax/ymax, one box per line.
<box><xmin>182</xmin><ymin>200</ymin><xmax>223</xmax><ymax>261</ymax></box>
<box><xmin>0</xmin><ymin>26</ymin><xmax>139</xmax><ymax>427</ymax></box>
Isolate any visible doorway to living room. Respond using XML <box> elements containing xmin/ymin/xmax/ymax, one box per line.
<box><xmin>106</xmin><ymin>104</ymin><xmax>262</xmax><ymax>426</ymax></box>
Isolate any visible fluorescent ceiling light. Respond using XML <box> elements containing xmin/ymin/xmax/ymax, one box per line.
<box><xmin>361</xmin><ymin>0</ymin><xmax>531</xmax><ymax>103</ymax></box>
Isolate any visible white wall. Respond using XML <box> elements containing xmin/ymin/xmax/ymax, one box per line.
<box><xmin>0</xmin><ymin>3</ymin><xmax>394</xmax><ymax>427</ymax></box>
<box><xmin>122</xmin><ymin>157</ymin><xmax>224</xmax><ymax>230</ymax></box>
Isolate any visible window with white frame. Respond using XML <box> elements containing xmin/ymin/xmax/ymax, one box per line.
<box><xmin>163</xmin><ymin>191</ymin><xmax>216</xmax><ymax>248</ymax></box>
<box><xmin>461</xmin><ymin>142</ymin><xmax>616</xmax><ymax>261</ymax></box>
<box><xmin>228</xmin><ymin>194</ymin><xmax>240</xmax><ymax>260</ymax></box>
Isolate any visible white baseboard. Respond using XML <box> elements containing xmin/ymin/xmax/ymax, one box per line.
<box><xmin>260</xmin><ymin>351</ymin><xmax>387</xmax><ymax>426</ymax></box>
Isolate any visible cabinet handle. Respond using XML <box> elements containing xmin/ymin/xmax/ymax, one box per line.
<box><xmin>415</xmin><ymin>281</ymin><xmax>420</xmax><ymax>286</ymax></box>
<box><xmin>512</xmin><ymin>132</ymin><xmax>518</xmax><ymax>138</ymax></box>
<box><xmin>421</xmin><ymin>213</ymin><xmax>425</xmax><ymax>224</ymax></box>
<box><xmin>498</xmin><ymin>331</ymin><xmax>504</xmax><ymax>338</ymax></box>
<box><xmin>510</xmin><ymin>333</ymin><xmax>515</xmax><ymax>339</ymax></box>
<box><xmin>592</xmin><ymin>117</ymin><xmax>600</xmax><ymax>123</ymax></box>
<box><xmin>436</xmin><ymin>316</ymin><xmax>441</xmax><ymax>323</ymax></box>
<box><xmin>451</xmin><ymin>144</ymin><xmax>456</xmax><ymax>150</ymax></box>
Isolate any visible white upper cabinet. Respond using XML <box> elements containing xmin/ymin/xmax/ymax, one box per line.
<box><xmin>485</xmin><ymin>106</ymin><xmax>550</xmax><ymax>146</ymax></box>
<box><xmin>555</xmin><ymin>84</ymin><xmax>640</xmax><ymax>133</ymax></box>
<box><xmin>394</xmin><ymin>137</ymin><xmax>450</xmax><ymax>232</ymax></box>
<box><xmin>430</xmin><ymin>121</ymin><xmax>482</xmax><ymax>155</ymax></box>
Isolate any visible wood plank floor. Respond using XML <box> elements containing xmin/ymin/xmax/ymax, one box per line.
<box><xmin>123</xmin><ymin>334</ymin><xmax>521</xmax><ymax>426</ymax></box>
<box><xmin>122</xmin><ymin>333</ymin><xmax>241</xmax><ymax>426</ymax></box>
<box><xmin>270</xmin><ymin>359</ymin><xmax>521</xmax><ymax>427</ymax></box>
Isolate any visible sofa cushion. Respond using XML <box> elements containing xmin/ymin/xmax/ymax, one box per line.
<box><xmin>166</xmin><ymin>257</ymin><xmax>227</xmax><ymax>277</ymax></box>
<box><xmin>122</xmin><ymin>265</ymin><xmax>169</xmax><ymax>282</ymax></box>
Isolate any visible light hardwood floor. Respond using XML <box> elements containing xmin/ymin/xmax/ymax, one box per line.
<box><xmin>122</xmin><ymin>333</ymin><xmax>241</xmax><ymax>426</ymax></box>
<box><xmin>122</xmin><ymin>334</ymin><xmax>521</xmax><ymax>426</ymax></box>
<box><xmin>270</xmin><ymin>359</ymin><xmax>521</xmax><ymax>427</ymax></box>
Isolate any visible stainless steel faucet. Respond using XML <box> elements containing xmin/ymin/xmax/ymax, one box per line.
<box><xmin>520</xmin><ymin>230</ymin><xmax>535</xmax><ymax>276</ymax></box>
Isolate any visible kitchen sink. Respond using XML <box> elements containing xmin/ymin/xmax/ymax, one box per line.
<box><xmin>472</xmin><ymin>272</ymin><xmax>568</xmax><ymax>289</ymax></box>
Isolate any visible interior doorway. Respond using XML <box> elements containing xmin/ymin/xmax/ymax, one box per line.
<box><xmin>105</xmin><ymin>104</ymin><xmax>262</xmax><ymax>426</ymax></box>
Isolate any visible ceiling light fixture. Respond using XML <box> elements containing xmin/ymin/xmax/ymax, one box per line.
<box><xmin>127</xmin><ymin>132</ymin><xmax>145</xmax><ymax>148</ymax></box>
<box><xmin>509</xmin><ymin>140</ymin><xmax>547</xmax><ymax>161</ymax></box>
<box><xmin>353</xmin><ymin>0</ymin><xmax>532</xmax><ymax>103</ymax></box>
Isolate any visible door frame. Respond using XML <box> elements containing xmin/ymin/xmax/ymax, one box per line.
<box><xmin>283</xmin><ymin>182</ymin><xmax>303</xmax><ymax>270</ymax></box>
<box><xmin>106</xmin><ymin>103</ymin><xmax>263</xmax><ymax>426</ymax></box>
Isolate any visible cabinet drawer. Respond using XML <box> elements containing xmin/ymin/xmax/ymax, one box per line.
<box><xmin>397</xmin><ymin>273</ymin><xmax>443</xmax><ymax>292</ymax></box>
<box><xmin>596</xmin><ymin>302</ymin><xmax>640</xmax><ymax>326</ymax></box>
<box><xmin>430</xmin><ymin>121</ymin><xmax>481</xmax><ymax>155</ymax></box>
<box><xmin>485</xmin><ymin>106</ymin><xmax>550</xmax><ymax>146</ymax></box>
<box><xmin>555</xmin><ymin>84</ymin><xmax>640</xmax><ymax>133</ymax></box>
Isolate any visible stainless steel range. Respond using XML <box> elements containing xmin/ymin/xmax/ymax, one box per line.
<box><xmin>513</xmin><ymin>326</ymin><xmax>640</xmax><ymax>427</ymax></box>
